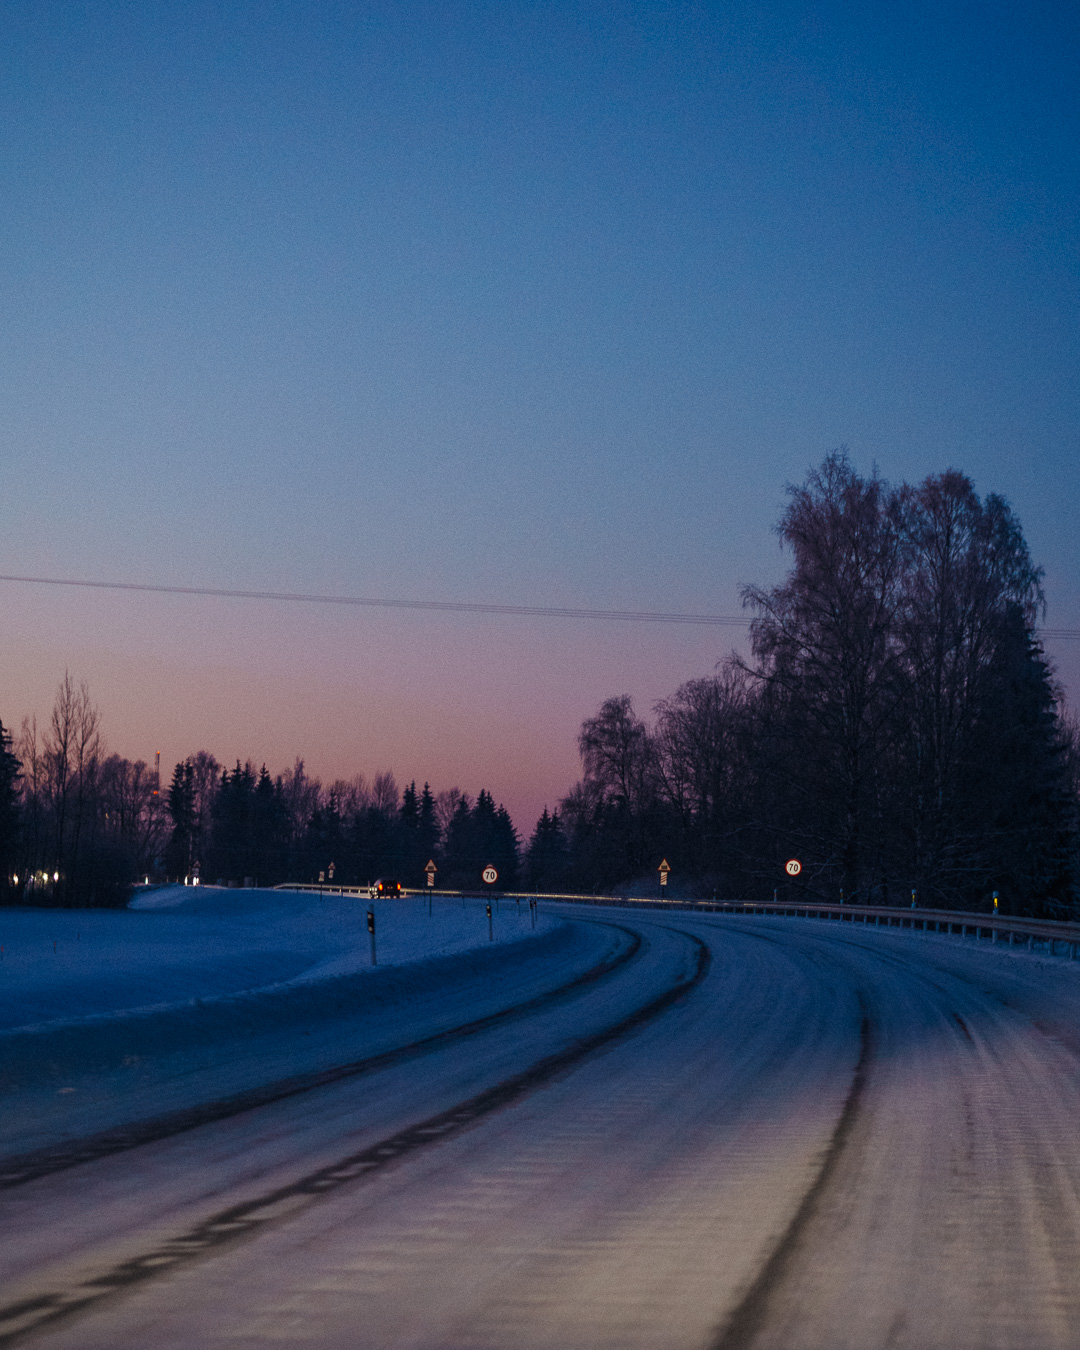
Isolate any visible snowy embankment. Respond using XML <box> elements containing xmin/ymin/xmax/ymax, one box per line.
<box><xmin>0</xmin><ymin>886</ymin><xmax>605</xmax><ymax>1158</ymax></box>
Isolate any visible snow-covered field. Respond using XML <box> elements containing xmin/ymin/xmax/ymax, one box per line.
<box><xmin>0</xmin><ymin>885</ymin><xmax>586</xmax><ymax>1157</ymax></box>
<box><xmin>0</xmin><ymin>884</ymin><xmax>553</xmax><ymax>1030</ymax></box>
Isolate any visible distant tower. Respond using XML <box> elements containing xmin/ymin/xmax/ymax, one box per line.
<box><xmin>154</xmin><ymin>750</ymin><xmax>161</xmax><ymax>796</ymax></box>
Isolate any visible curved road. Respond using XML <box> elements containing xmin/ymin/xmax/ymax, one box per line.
<box><xmin>4</xmin><ymin>907</ymin><xmax>1080</xmax><ymax>1349</ymax></box>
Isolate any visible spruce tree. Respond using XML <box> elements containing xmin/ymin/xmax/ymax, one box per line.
<box><xmin>0</xmin><ymin>719</ymin><xmax>21</xmax><ymax>893</ymax></box>
<box><xmin>165</xmin><ymin>760</ymin><xmax>195</xmax><ymax>878</ymax></box>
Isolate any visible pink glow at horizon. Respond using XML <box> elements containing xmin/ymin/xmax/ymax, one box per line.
<box><xmin>2</xmin><ymin>582</ymin><xmax>743</xmax><ymax>836</ymax></box>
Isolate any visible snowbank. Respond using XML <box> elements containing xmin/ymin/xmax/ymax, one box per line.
<box><xmin>0</xmin><ymin>888</ymin><xmax>615</xmax><ymax>1158</ymax></box>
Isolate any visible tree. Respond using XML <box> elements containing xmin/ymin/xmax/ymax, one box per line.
<box><xmin>251</xmin><ymin>765</ymin><xmax>289</xmax><ymax>884</ymax></box>
<box><xmin>418</xmin><ymin>783</ymin><xmax>440</xmax><ymax>870</ymax></box>
<box><xmin>98</xmin><ymin>754</ymin><xmax>167</xmax><ymax>879</ymax></box>
<box><xmin>166</xmin><ymin>760</ymin><xmax>196</xmax><ymax>877</ymax></box>
<box><xmin>960</xmin><ymin>615</ymin><xmax>1077</xmax><ymax>914</ymax></box>
<box><xmin>443</xmin><ymin>794</ymin><xmax>474</xmax><ymax>886</ymax></box>
<box><xmin>653</xmin><ymin>665</ymin><xmax>753</xmax><ymax>884</ymax></box>
<box><xmin>573</xmin><ymin>695</ymin><xmax>659</xmax><ymax>881</ymax></box>
<box><xmin>526</xmin><ymin>807</ymin><xmax>568</xmax><ymax>890</ymax></box>
<box><xmin>209</xmin><ymin>762</ymin><xmax>257</xmax><ymax>883</ymax></box>
<box><xmin>742</xmin><ymin>453</ymin><xmax>906</xmax><ymax>902</ymax></box>
<box><xmin>893</xmin><ymin>472</ymin><xmax>1046</xmax><ymax>903</ymax></box>
<box><xmin>0</xmin><ymin>719</ymin><xmax>21</xmax><ymax>894</ymax></box>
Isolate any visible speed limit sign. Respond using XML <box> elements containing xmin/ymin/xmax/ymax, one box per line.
<box><xmin>482</xmin><ymin>866</ymin><xmax>498</xmax><ymax>885</ymax></box>
<box><xmin>785</xmin><ymin>859</ymin><xmax>802</xmax><ymax>876</ymax></box>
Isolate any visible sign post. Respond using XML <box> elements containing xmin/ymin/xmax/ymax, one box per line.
<box><xmin>425</xmin><ymin>860</ymin><xmax>436</xmax><ymax>915</ymax></box>
<box><xmin>658</xmin><ymin>859</ymin><xmax>671</xmax><ymax>898</ymax></box>
<box><xmin>486</xmin><ymin>901</ymin><xmax>493</xmax><ymax>941</ymax></box>
<box><xmin>367</xmin><ymin>908</ymin><xmax>376</xmax><ymax>965</ymax></box>
<box><xmin>328</xmin><ymin>861</ymin><xmax>336</xmax><ymax>893</ymax></box>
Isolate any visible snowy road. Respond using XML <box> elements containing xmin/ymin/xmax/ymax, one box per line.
<box><xmin>5</xmin><ymin>905</ymin><xmax>1080</xmax><ymax>1348</ymax></box>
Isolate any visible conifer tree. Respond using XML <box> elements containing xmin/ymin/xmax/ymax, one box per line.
<box><xmin>0</xmin><ymin>719</ymin><xmax>21</xmax><ymax>893</ymax></box>
<box><xmin>165</xmin><ymin>760</ymin><xmax>196</xmax><ymax>878</ymax></box>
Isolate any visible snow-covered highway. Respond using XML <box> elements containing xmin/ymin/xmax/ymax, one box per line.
<box><xmin>4</xmin><ymin>893</ymin><xmax>1080</xmax><ymax>1348</ymax></box>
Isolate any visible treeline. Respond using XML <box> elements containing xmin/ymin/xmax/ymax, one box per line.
<box><xmin>4</xmin><ymin>455</ymin><xmax>1076</xmax><ymax>915</ymax></box>
<box><xmin>0</xmin><ymin>675</ymin><xmax>170</xmax><ymax>905</ymax></box>
<box><xmin>532</xmin><ymin>456</ymin><xmax>1080</xmax><ymax>916</ymax></box>
<box><xmin>0</xmin><ymin>681</ymin><xmax>521</xmax><ymax>906</ymax></box>
<box><xmin>165</xmin><ymin>759</ymin><xmax>519</xmax><ymax>891</ymax></box>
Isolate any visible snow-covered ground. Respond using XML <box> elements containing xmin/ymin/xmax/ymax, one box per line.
<box><xmin>0</xmin><ymin>886</ymin><xmax>590</xmax><ymax>1157</ymax></box>
<box><xmin>8</xmin><ymin>905</ymin><xmax>1080</xmax><ymax>1348</ymax></box>
<box><xmin>0</xmin><ymin>884</ymin><xmax>553</xmax><ymax>1030</ymax></box>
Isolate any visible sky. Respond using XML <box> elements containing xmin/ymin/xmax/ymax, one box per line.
<box><xmin>1</xmin><ymin>0</ymin><xmax>1078</xmax><ymax>835</ymax></box>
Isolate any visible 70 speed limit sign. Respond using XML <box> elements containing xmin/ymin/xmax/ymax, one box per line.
<box><xmin>785</xmin><ymin>859</ymin><xmax>802</xmax><ymax>876</ymax></box>
<box><xmin>482</xmin><ymin>866</ymin><xmax>498</xmax><ymax>885</ymax></box>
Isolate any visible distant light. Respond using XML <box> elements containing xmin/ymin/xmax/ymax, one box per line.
<box><xmin>53</xmin><ymin>871</ymin><xmax>59</xmax><ymax>882</ymax></box>
<box><xmin>12</xmin><ymin>874</ymin><xmax>17</xmax><ymax>885</ymax></box>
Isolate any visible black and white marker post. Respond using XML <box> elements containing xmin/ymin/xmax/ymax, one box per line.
<box><xmin>367</xmin><ymin>907</ymin><xmax>376</xmax><ymax>965</ymax></box>
<box><xmin>425</xmin><ymin>859</ymin><xmax>436</xmax><ymax>915</ymax></box>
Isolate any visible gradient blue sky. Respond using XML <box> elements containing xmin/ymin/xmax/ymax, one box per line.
<box><xmin>2</xmin><ymin>0</ymin><xmax>1078</xmax><ymax>832</ymax></box>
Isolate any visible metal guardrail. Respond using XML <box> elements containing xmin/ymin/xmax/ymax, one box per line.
<box><xmin>535</xmin><ymin>894</ymin><xmax>1080</xmax><ymax>959</ymax></box>
<box><xmin>274</xmin><ymin>882</ymin><xmax>1080</xmax><ymax>957</ymax></box>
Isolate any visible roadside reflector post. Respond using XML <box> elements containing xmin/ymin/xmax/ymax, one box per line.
<box><xmin>367</xmin><ymin>908</ymin><xmax>376</xmax><ymax>965</ymax></box>
<box><xmin>486</xmin><ymin>902</ymin><xmax>493</xmax><ymax>941</ymax></box>
<box><xmin>993</xmin><ymin>890</ymin><xmax>999</xmax><ymax>914</ymax></box>
<box><xmin>911</xmin><ymin>889</ymin><xmax>917</xmax><ymax>909</ymax></box>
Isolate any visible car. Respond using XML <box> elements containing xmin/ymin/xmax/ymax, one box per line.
<box><xmin>371</xmin><ymin>879</ymin><xmax>403</xmax><ymax>899</ymax></box>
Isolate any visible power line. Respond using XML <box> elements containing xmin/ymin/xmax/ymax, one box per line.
<box><xmin>2</xmin><ymin>573</ymin><xmax>1078</xmax><ymax>638</ymax></box>
<box><xmin>0</xmin><ymin>573</ymin><xmax>749</xmax><ymax>628</ymax></box>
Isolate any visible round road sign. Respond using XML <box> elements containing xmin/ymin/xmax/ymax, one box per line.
<box><xmin>482</xmin><ymin>866</ymin><xmax>498</xmax><ymax>885</ymax></box>
<box><xmin>785</xmin><ymin>859</ymin><xmax>802</xmax><ymax>876</ymax></box>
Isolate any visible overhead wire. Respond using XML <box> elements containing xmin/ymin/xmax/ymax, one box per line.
<box><xmin>1</xmin><ymin>573</ymin><xmax>1078</xmax><ymax>638</ymax></box>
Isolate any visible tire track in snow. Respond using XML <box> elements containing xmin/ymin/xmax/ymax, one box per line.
<box><xmin>710</xmin><ymin>993</ymin><xmax>873</xmax><ymax>1350</ymax></box>
<box><xmin>0</xmin><ymin>920</ymin><xmax>641</xmax><ymax>1192</ymax></box>
<box><xmin>0</xmin><ymin>928</ymin><xmax>709</xmax><ymax>1348</ymax></box>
